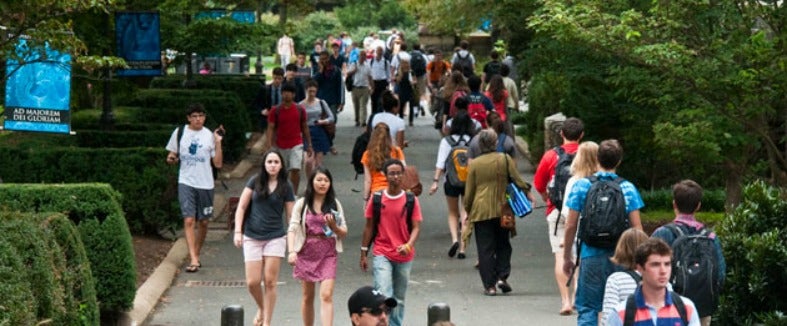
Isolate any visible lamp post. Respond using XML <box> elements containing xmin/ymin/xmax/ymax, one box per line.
<box><xmin>100</xmin><ymin>11</ymin><xmax>114</xmax><ymax>128</ymax></box>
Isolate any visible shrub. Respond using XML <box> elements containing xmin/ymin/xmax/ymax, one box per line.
<box><xmin>293</xmin><ymin>11</ymin><xmax>343</xmax><ymax>52</ymax></box>
<box><xmin>0</xmin><ymin>238</ymin><xmax>36</xmax><ymax>325</ymax></box>
<box><xmin>715</xmin><ymin>181</ymin><xmax>787</xmax><ymax>324</ymax></box>
<box><xmin>640</xmin><ymin>188</ymin><xmax>726</xmax><ymax>212</ymax></box>
<box><xmin>73</xmin><ymin>129</ymin><xmax>173</xmax><ymax>148</ymax></box>
<box><xmin>0</xmin><ymin>184</ymin><xmax>136</xmax><ymax>315</ymax></box>
<box><xmin>0</xmin><ymin>147</ymin><xmax>178</xmax><ymax>234</ymax></box>
<box><xmin>149</xmin><ymin>75</ymin><xmax>263</xmax><ymax>109</ymax></box>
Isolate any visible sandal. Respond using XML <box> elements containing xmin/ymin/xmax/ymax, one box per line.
<box><xmin>185</xmin><ymin>264</ymin><xmax>200</xmax><ymax>273</ymax></box>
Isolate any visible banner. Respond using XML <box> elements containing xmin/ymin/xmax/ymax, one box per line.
<box><xmin>195</xmin><ymin>10</ymin><xmax>256</xmax><ymax>24</ymax></box>
<box><xmin>116</xmin><ymin>11</ymin><xmax>162</xmax><ymax>76</ymax></box>
<box><xmin>4</xmin><ymin>39</ymin><xmax>72</xmax><ymax>134</ymax></box>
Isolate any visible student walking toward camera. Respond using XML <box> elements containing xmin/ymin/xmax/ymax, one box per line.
<box><xmin>233</xmin><ymin>150</ymin><xmax>295</xmax><ymax>326</ymax></box>
<box><xmin>360</xmin><ymin>159</ymin><xmax>422</xmax><ymax>326</ymax></box>
<box><xmin>300</xmin><ymin>80</ymin><xmax>335</xmax><ymax>179</ymax></box>
<box><xmin>562</xmin><ymin>139</ymin><xmax>644</xmax><ymax>326</ymax></box>
<box><xmin>288</xmin><ymin>167</ymin><xmax>347</xmax><ymax>326</ymax></box>
<box><xmin>264</xmin><ymin>82</ymin><xmax>313</xmax><ymax>195</ymax></box>
<box><xmin>165</xmin><ymin>103</ymin><xmax>224</xmax><ymax>274</ymax></box>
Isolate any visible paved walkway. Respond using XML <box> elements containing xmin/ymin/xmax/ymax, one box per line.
<box><xmin>143</xmin><ymin>94</ymin><xmax>577</xmax><ymax>325</ymax></box>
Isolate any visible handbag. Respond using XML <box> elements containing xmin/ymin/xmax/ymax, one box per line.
<box><xmin>319</xmin><ymin>100</ymin><xmax>337</xmax><ymax>138</ymax></box>
<box><xmin>500</xmin><ymin>202</ymin><xmax>516</xmax><ymax>230</ymax></box>
<box><xmin>503</xmin><ymin>153</ymin><xmax>533</xmax><ymax>217</ymax></box>
<box><xmin>345</xmin><ymin>69</ymin><xmax>355</xmax><ymax>91</ymax></box>
<box><xmin>401</xmin><ymin>165</ymin><xmax>423</xmax><ymax>196</ymax></box>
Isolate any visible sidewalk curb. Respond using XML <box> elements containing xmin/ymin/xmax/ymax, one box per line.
<box><xmin>120</xmin><ymin>238</ymin><xmax>188</xmax><ymax>326</ymax></box>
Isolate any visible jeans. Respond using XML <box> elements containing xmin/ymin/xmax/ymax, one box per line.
<box><xmin>575</xmin><ymin>253</ymin><xmax>617</xmax><ymax>326</ymax></box>
<box><xmin>372</xmin><ymin>255</ymin><xmax>412</xmax><ymax>326</ymax></box>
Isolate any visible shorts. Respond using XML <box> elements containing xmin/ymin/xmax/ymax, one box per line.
<box><xmin>178</xmin><ymin>184</ymin><xmax>214</xmax><ymax>220</ymax></box>
<box><xmin>443</xmin><ymin>181</ymin><xmax>465</xmax><ymax>197</ymax></box>
<box><xmin>243</xmin><ymin>235</ymin><xmax>287</xmax><ymax>261</ymax></box>
<box><xmin>547</xmin><ymin>209</ymin><xmax>568</xmax><ymax>253</ymax></box>
<box><xmin>276</xmin><ymin>144</ymin><xmax>304</xmax><ymax>171</ymax></box>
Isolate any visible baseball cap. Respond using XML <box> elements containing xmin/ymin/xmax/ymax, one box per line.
<box><xmin>347</xmin><ymin>286</ymin><xmax>397</xmax><ymax>316</ymax></box>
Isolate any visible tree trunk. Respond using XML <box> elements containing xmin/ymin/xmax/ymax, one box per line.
<box><xmin>279</xmin><ymin>0</ymin><xmax>287</xmax><ymax>28</ymax></box>
<box><xmin>724</xmin><ymin>160</ymin><xmax>744</xmax><ymax>210</ymax></box>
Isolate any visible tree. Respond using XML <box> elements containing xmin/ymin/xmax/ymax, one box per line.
<box><xmin>528</xmin><ymin>0</ymin><xmax>787</xmax><ymax>205</ymax></box>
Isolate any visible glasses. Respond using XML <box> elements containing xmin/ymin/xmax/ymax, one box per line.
<box><xmin>386</xmin><ymin>171</ymin><xmax>403</xmax><ymax>177</ymax></box>
<box><xmin>361</xmin><ymin>305</ymin><xmax>391</xmax><ymax>317</ymax></box>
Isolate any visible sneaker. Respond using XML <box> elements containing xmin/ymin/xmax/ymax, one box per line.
<box><xmin>496</xmin><ymin>280</ymin><xmax>512</xmax><ymax>294</ymax></box>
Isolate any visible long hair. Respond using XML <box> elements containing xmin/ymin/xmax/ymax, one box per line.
<box><xmin>442</xmin><ymin>71</ymin><xmax>467</xmax><ymax>100</ymax></box>
<box><xmin>610</xmin><ymin>228</ymin><xmax>649</xmax><ymax>270</ymax></box>
<box><xmin>303</xmin><ymin>166</ymin><xmax>336</xmax><ymax>214</ymax></box>
<box><xmin>487</xmin><ymin>75</ymin><xmax>506</xmax><ymax>103</ymax></box>
<box><xmin>366</xmin><ymin>123</ymin><xmax>393</xmax><ymax>172</ymax></box>
<box><xmin>255</xmin><ymin>150</ymin><xmax>289</xmax><ymax>199</ymax></box>
<box><xmin>450</xmin><ymin>111</ymin><xmax>474</xmax><ymax>137</ymax></box>
<box><xmin>570</xmin><ymin>141</ymin><xmax>599</xmax><ymax>178</ymax></box>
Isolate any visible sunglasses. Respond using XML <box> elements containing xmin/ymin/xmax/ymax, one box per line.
<box><xmin>361</xmin><ymin>305</ymin><xmax>391</xmax><ymax>317</ymax></box>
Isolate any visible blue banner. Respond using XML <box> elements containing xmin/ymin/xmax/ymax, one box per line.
<box><xmin>116</xmin><ymin>11</ymin><xmax>162</xmax><ymax>76</ymax></box>
<box><xmin>4</xmin><ymin>39</ymin><xmax>72</xmax><ymax>134</ymax></box>
<box><xmin>195</xmin><ymin>10</ymin><xmax>256</xmax><ymax>24</ymax></box>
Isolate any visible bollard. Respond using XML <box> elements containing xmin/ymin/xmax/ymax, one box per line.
<box><xmin>221</xmin><ymin>304</ymin><xmax>244</xmax><ymax>326</ymax></box>
<box><xmin>427</xmin><ymin>302</ymin><xmax>450</xmax><ymax>325</ymax></box>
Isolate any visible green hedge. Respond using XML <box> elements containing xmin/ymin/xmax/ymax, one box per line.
<box><xmin>149</xmin><ymin>75</ymin><xmax>263</xmax><ymax>110</ymax></box>
<box><xmin>0</xmin><ymin>212</ymin><xmax>99</xmax><ymax>325</ymax></box>
<box><xmin>74</xmin><ymin>129</ymin><xmax>172</xmax><ymax>148</ymax></box>
<box><xmin>0</xmin><ymin>147</ymin><xmax>178</xmax><ymax>234</ymax></box>
<box><xmin>125</xmin><ymin>89</ymin><xmax>252</xmax><ymax>162</ymax></box>
<box><xmin>640</xmin><ymin>188</ymin><xmax>726</xmax><ymax>212</ymax></box>
<box><xmin>0</xmin><ymin>184</ymin><xmax>136</xmax><ymax>315</ymax></box>
<box><xmin>0</xmin><ymin>238</ymin><xmax>36</xmax><ymax>325</ymax></box>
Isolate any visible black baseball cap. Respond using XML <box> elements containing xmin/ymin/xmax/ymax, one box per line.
<box><xmin>347</xmin><ymin>286</ymin><xmax>397</xmax><ymax>316</ymax></box>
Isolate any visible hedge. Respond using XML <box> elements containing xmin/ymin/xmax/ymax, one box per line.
<box><xmin>73</xmin><ymin>129</ymin><xmax>173</xmax><ymax>149</ymax></box>
<box><xmin>124</xmin><ymin>89</ymin><xmax>252</xmax><ymax>162</ymax></box>
<box><xmin>0</xmin><ymin>147</ymin><xmax>178</xmax><ymax>234</ymax></box>
<box><xmin>149</xmin><ymin>75</ymin><xmax>263</xmax><ymax>110</ymax></box>
<box><xmin>0</xmin><ymin>238</ymin><xmax>36</xmax><ymax>325</ymax></box>
<box><xmin>0</xmin><ymin>184</ymin><xmax>136</xmax><ymax>315</ymax></box>
<box><xmin>640</xmin><ymin>188</ymin><xmax>726</xmax><ymax>212</ymax></box>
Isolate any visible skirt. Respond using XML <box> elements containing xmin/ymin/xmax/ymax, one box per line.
<box><xmin>309</xmin><ymin>125</ymin><xmax>331</xmax><ymax>154</ymax></box>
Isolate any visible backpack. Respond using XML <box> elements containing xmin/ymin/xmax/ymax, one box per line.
<box><xmin>623</xmin><ymin>291</ymin><xmax>687</xmax><ymax>326</ymax></box>
<box><xmin>547</xmin><ymin>147</ymin><xmax>576</xmax><ymax>211</ymax></box>
<box><xmin>410</xmin><ymin>51</ymin><xmax>427</xmax><ymax>77</ymax></box>
<box><xmin>351</xmin><ymin>130</ymin><xmax>371</xmax><ymax>179</ymax></box>
<box><xmin>455</xmin><ymin>51</ymin><xmax>474</xmax><ymax>78</ymax></box>
<box><xmin>577</xmin><ymin>176</ymin><xmax>629</xmax><ymax>249</ymax></box>
<box><xmin>176</xmin><ymin>125</ymin><xmax>218</xmax><ymax>180</ymax></box>
<box><xmin>665</xmin><ymin>224</ymin><xmax>722</xmax><ymax>318</ymax></box>
<box><xmin>444</xmin><ymin>136</ymin><xmax>470</xmax><ymax>188</ymax></box>
<box><xmin>467</xmin><ymin>94</ymin><xmax>489</xmax><ymax>128</ymax></box>
<box><xmin>448</xmin><ymin>90</ymin><xmax>467</xmax><ymax>118</ymax></box>
<box><xmin>370</xmin><ymin>191</ymin><xmax>416</xmax><ymax>245</ymax></box>
<box><xmin>484</xmin><ymin>60</ymin><xmax>502</xmax><ymax>83</ymax></box>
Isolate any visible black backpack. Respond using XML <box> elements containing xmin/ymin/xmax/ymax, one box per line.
<box><xmin>577</xmin><ymin>176</ymin><xmax>629</xmax><ymax>249</ymax></box>
<box><xmin>547</xmin><ymin>146</ymin><xmax>575</xmax><ymax>211</ymax></box>
<box><xmin>483</xmin><ymin>60</ymin><xmax>502</xmax><ymax>83</ymax></box>
<box><xmin>410</xmin><ymin>51</ymin><xmax>427</xmax><ymax>77</ymax></box>
<box><xmin>455</xmin><ymin>52</ymin><xmax>474</xmax><ymax>78</ymax></box>
<box><xmin>369</xmin><ymin>191</ymin><xmax>415</xmax><ymax>246</ymax></box>
<box><xmin>665</xmin><ymin>224</ymin><xmax>722</xmax><ymax>318</ymax></box>
<box><xmin>623</xmin><ymin>290</ymin><xmax>688</xmax><ymax>326</ymax></box>
<box><xmin>350</xmin><ymin>130</ymin><xmax>370</xmax><ymax>179</ymax></box>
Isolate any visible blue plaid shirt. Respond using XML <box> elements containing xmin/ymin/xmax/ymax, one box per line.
<box><xmin>565</xmin><ymin>171</ymin><xmax>645</xmax><ymax>258</ymax></box>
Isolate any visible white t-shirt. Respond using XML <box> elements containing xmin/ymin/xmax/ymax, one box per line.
<box><xmin>371</xmin><ymin>112</ymin><xmax>405</xmax><ymax>144</ymax></box>
<box><xmin>166</xmin><ymin>126</ymin><xmax>216</xmax><ymax>190</ymax></box>
<box><xmin>435</xmin><ymin>134</ymin><xmax>472</xmax><ymax>170</ymax></box>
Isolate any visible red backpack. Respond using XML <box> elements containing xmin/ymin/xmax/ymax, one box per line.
<box><xmin>448</xmin><ymin>90</ymin><xmax>467</xmax><ymax>118</ymax></box>
<box><xmin>467</xmin><ymin>94</ymin><xmax>488</xmax><ymax>128</ymax></box>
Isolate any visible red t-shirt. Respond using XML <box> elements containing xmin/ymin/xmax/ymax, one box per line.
<box><xmin>364</xmin><ymin>190</ymin><xmax>422</xmax><ymax>263</ymax></box>
<box><xmin>533</xmin><ymin>142</ymin><xmax>579</xmax><ymax>215</ymax></box>
<box><xmin>268</xmin><ymin>103</ymin><xmax>305</xmax><ymax>149</ymax></box>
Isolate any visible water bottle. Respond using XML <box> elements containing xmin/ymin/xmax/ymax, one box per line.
<box><xmin>323</xmin><ymin>209</ymin><xmax>343</xmax><ymax>237</ymax></box>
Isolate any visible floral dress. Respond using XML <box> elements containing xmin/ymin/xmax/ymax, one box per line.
<box><xmin>293</xmin><ymin>209</ymin><xmax>338</xmax><ymax>281</ymax></box>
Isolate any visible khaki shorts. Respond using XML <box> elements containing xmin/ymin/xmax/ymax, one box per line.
<box><xmin>414</xmin><ymin>75</ymin><xmax>427</xmax><ymax>100</ymax></box>
<box><xmin>243</xmin><ymin>235</ymin><xmax>286</xmax><ymax>261</ymax></box>
<box><xmin>277</xmin><ymin>144</ymin><xmax>304</xmax><ymax>171</ymax></box>
<box><xmin>547</xmin><ymin>209</ymin><xmax>567</xmax><ymax>253</ymax></box>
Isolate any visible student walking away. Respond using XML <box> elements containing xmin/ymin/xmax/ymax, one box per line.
<box><xmin>349</xmin><ymin>51</ymin><xmax>373</xmax><ymax>127</ymax></box>
<box><xmin>390</xmin><ymin>43</ymin><xmax>411</xmax><ymax>86</ymax></box>
<box><xmin>606</xmin><ymin>238</ymin><xmax>701</xmax><ymax>326</ymax></box>
<box><xmin>264</xmin><ymin>82</ymin><xmax>313</xmax><ymax>195</ymax></box>
<box><xmin>481</xmin><ymin>50</ymin><xmax>503</xmax><ymax>87</ymax></box>
<box><xmin>360</xmin><ymin>159</ymin><xmax>423</xmax><ymax>326</ymax></box>
<box><xmin>314</xmin><ymin>51</ymin><xmax>343</xmax><ymax>155</ymax></box>
<box><xmin>533</xmin><ymin>117</ymin><xmax>584</xmax><ymax>315</ymax></box>
<box><xmin>285</xmin><ymin>63</ymin><xmax>306</xmax><ymax>103</ymax></box>
<box><xmin>465</xmin><ymin>75</ymin><xmax>495</xmax><ymax>128</ymax></box>
<box><xmin>165</xmin><ymin>103</ymin><xmax>224</xmax><ymax>274</ymax></box>
<box><xmin>394</xmin><ymin>60</ymin><xmax>417</xmax><ymax>126</ymax></box>
<box><xmin>601</xmin><ymin>228</ymin><xmax>649</xmax><ymax>324</ymax></box>
<box><xmin>451</xmin><ymin>40</ymin><xmax>476</xmax><ymax>78</ymax></box>
<box><xmin>288</xmin><ymin>167</ymin><xmax>347</xmax><ymax>326</ymax></box>
<box><xmin>232</xmin><ymin>150</ymin><xmax>294</xmax><ymax>326</ymax></box>
<box><xmin>464</xmin><ymin>129</ymin><xmax>533</xmax><ymax>296</ymax></box>
<box><xmin>410</xmin><ymin>44</ymin><xmax>428</xmax><ymax>115</ymax></box>
<box><xmin>371</xmin><ymin>90</ymin><xmax>407</xmax><ymax>148</ymax></box>
<box><xmin>557</xmin><ymin>140</ymin><xmax>599</xmax><ymax>315</ymax></box>
<box><xmin>348</xmin><ymin>286</ymin><xmax>397</xmax><ymax>326</ymax></box>
<box><xmin>484</xmin><ymin>75</ymin><xmax>509</xmax><ymax>121</ymax></box>
<box><xmin>299</xmin><ymin>80</ymin><xmax>335</xmax><ymax>178</ymax></box>
<box><xmin>252</xmin><ymin>67</ymin><xmax>285</xmax><ymax>132</ymax></box>
<box><xmin>467</xmin><ymin>112</ymin><xmax>515</xmax><ymax>160</ymax></box>
<box><xmin>499</xmin><ymin>65</ymin><xmax>520</xmax><ymax>134</ymax></box>
<box><xmin>439</xmin><ymin>71</ymin><xmax>470</xmax><ymax>133</ymax></box>
<box><xmin>362</xmin><ymin>123</ymin><xmax>406</xmax><ymax>202</ymax></box>
<box><xmin>650</xmin><ymin>180</ymin><xmax>726</xmax><ymax>326</ymax></box>
<box><xmin>370</xmin><ymin>46</ymin><xmax>391</xmax><ymax>114</ymax></box>
<box><xmin>562</xmin><ymin>139</ymin><xmax>645</xmax><ymax>326</ymax></box>
<box><xmin>443</xmin><ymin>96</ymin><xmax>482</xmax><ymax>136</ymax></box>
<box><xmin>430</xmin><ymin>111</ymin><xmax>475</xmax><ymax>260</ymax></box>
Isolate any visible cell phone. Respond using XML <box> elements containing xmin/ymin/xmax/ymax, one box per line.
<box><xmin>216</xmin><ymin>129</ymin><xmax>225</xmax><ymax>137</ymax></box>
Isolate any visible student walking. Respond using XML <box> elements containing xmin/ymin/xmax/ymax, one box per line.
<box><xmin>299</xmin><ymin>80</ymin><xmax>335</xmax><ymax>179</ymax></box>
<box><xmin>601</xmin><ymin>228</ymin><xmax>649</xmax><ymax>324</ymax></box>
<box><xmin>264</xmin><ymin>82</ymin><xmax>313</xmax><ymax>195</ymax></box>
<box><xmin>361</xmin><ymin>123</ymin><xmax>406</xmax><ymax>202</ymax></box>
<box><xmin>233</xmin><ymin>150</ymin><xmax>295</xmax><ymax>326</ymax></box>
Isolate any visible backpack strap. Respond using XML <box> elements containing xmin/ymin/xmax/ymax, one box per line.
<box><xmin>664</xmin><ymin>223</ymin><xmax>685</xmax><ymax>241</ymax></box>
<box><xmin>175</xmin><ymin>124</ymin><xmax>187</xmax><ymax>155</ymax></box>
<box><xmin>405</xmin><ymin>192</ymin><xmax>415</xmax><ymax>234</ymax></box>
<box><xmin>370</xmin><ymin>191</ymin><xmax>384</xmax><ymax>246</ymax></box>
<box><xmin>671</xmin><ymin>291</ymin><xmax>689</xmax><ymax>326</ymax></box>
<box><xmin>623</xmin><ymin>293</ymin><xmax>637</xmax><ymax>326</ymax></box>
<box><xmin>624</xmin><ymin>270</ymin><xmax>642</xmax><ymax>284</ymax></box>
<box><xmin>496</xmin><ymin>133</ymin><xmax>506</xmax><ymax>153</ymax></box>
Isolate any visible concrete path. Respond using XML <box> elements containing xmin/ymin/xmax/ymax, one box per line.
<box><xmin>143</xmin><ymin>94</ymin><xmax>577</xmax><ymax>325</ymax></box>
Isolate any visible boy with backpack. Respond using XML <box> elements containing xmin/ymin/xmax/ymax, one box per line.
<box><xmin>465</xmin><ymin>76</ymin><xmax>494</xmax><ymax>128</ymax></box>
<box><xmin>533</xmin><ymin>117</ymin><xmax>583</xmax><ymax>314</ymax></box>
<box><xmin>651</xmin><ymin>180</ymin><xmax>725</xmax><ymax>326</ymax></box>
<box><xmin>606</xmin><ymin>238</ymin><xmax>701</xmax><ymax>326</ymax></box>
<box><xmin>451</xmin><ymin>40</ymin><xmax>476</xmax><ymax>78</ymax></box>
<box><xmin>410</xmin><ymin>44</ymin><xmax>428</xmax><ymax>116</ymax></box>
<box><xmin>264</xmin><ymin>82</ymin><xmax>313</xmax><ymax>195</ymax></box>
<box><xmin>562</xmin><ymin>139</ymin><xmax>644</xmax><ymax>326</ymax></box>
<box><xmin>481</xmin><ymin>50</ymin><xmax>503</xmax><ymax>88</ymax></box>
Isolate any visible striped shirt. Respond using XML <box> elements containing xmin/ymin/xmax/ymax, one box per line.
<box><xmin>607</xmin><ymin>287</ymin><xmax>700</xmax><ymax>326</ymax></box>
<box><xmin>603</xmin><ymin>272</ymin><xmax>676</xmax><ymax>326</ymax></box>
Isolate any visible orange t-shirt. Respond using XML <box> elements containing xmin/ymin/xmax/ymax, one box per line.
<box><xmin>361</xmin><ymin>147</ymin><xmax>405</xmax><ymax>192</ymax></box>
<box><xmin>427</xmin><ymin>60</ymin><xmax>451</xmax><ymax>82</ymax></box>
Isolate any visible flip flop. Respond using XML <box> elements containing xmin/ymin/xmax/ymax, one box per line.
<box><xmin>185</xmin><ymin>264</ymin><xmax>200</xmax><ymax>273</ymax></box>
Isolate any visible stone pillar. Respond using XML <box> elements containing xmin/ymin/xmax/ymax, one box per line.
<box><xmin>544</xmin><ymin>112</ymin><xmax>566</xmax><ymax>149</ymax></box>
<box><xmin>427</xmin><ymin>302</ymin><xmax>450</xmax><ymax>325</ymax></box>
